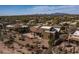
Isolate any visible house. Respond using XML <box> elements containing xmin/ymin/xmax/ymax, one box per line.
<box><xmin>30</xmin><ymin>25</ymin><xmax>61</xmax><ymax>41</ymax></box>
<box><xmin>16</xmin><ymin>25</ymin><xmax>29</xmax><ymax>34</ymax></box>
<box><xmin>6</xmin><ymin>25</ymin><xmax>15</xmax><ymax>30</ymax></box>
<box><xmin>41</xmin><ymin>26</ymin><xmax>52</xmax><ymax>31</ymax></box>
<box><xmin>59</xmin><ymin>21</ymin><xmax>71</xmax><ymax>26</ymax></box>
<box><xmin>66</xmin><ymin>30</ymin><xmax>79</xmax><ymax>46</ymax></box>
<box><xmin>6</xmin><ymin>24</ymin><xmax>29</xmax><ymax>33</ymax></box>
<box><xmin>68</xmin><ymin>30</ymin><xmax>79</xmax><ymax>42</ymax></box>
<box><xmin>30</xmin><ymin>26</ymin><xmax>52</xmax><ymax>37</ymax></box>
<box><xmin>43</xmin><ymin>27</ymin><xmax>60</xmax><ymax>40</ymax></box>
<box><xmin>0</xmin><ymin>23</ymin><xmax>3</xmax><ymax>29</ymax></box>
<box><xmin>30</xmin><ymin>26</ymin><xmax>43</xmax><ymax>37</ymax></box>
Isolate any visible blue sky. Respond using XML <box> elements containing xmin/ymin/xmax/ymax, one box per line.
<box><xmin>0</xmin><ymin>5</ymin><xmax>79</xmax><ymax>16</ymax></box>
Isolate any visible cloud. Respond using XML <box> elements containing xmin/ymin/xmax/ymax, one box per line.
<box><xmin>25</xmin><ymin>6</ymin><xmax>52</xmax><ymax>14</ymax></box>
<box><xmin>24</xmin><ymin>5</ymin><xmax>79</xmax><ymax>14</ymax></box>
<box><xmin>0</xmin><ymin>5</ymin><xmax>79</xmax><ymax>16</ymax></box>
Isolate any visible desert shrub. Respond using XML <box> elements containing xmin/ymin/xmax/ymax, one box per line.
<box><xmin>25</xmin><ymin>44</ymin><xmax>30</xmax><ymax>47</ymax></box>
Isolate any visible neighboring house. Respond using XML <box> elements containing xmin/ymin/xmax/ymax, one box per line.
<box><xmin>68</xmin><ymin>30</ymin><xmax>79</xmax><ymax>42</ymax></box>
<box><xmin>30</xmin><ymin>26</ymin><xmax>52</xmax><ymax>37</ymax></box>
<box><xmin>6</xmin><ymin>25</ymin><xmax>15</xmax><ymax>30</ymax></box>
<box><xmin>6</xmin><ymin>24</ymin><xmax>29</xmax><ymax>33</ymax></box>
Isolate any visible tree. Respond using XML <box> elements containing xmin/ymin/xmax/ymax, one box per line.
<box><xmin>76</xmin><ymin>22</ymin><xmax>79</xmax><ymax>27</ymax></box>
<box><xmin>48</xmin><ymin>36</ymin><xmax>55</xmax><ymax>54</ymax></box>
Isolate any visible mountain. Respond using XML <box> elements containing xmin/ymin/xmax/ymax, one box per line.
<box><xmin>0</xmin><ymin>13</ymin><xmax>76</xmax><ymax>17</ymax></box>
<box><xmin>28</xmin><ymin>13</ymin><xmax>70</xmax><ymax>16</ymax></box>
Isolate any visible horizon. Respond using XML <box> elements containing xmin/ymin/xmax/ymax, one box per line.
<box><xmin>0</xmin><ymin>5</ymin><xmax>79</xmax><ymax>16</ymax></box>
<box><xmin>0</xmin><ymin>13</ymin><xmax>79</xmax><ymax>17</ymax></box>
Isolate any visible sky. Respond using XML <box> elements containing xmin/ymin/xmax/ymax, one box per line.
<box><xmin>0</xmin><ymin>5</ymin><xmax>79</xmax><ymax>16</ymax></box>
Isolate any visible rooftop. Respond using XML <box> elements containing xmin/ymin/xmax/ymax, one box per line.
<box><xmin>41</xmin><ymin>26</ymin><xmax>52</xmax><ymax>30</ymax></box>
<box><xmin>73</xmin><ymin>30</ymin><xmax>79</xmax><ymax>36</ymax></box>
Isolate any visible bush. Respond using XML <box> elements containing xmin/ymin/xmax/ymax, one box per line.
<box><xmin>25</xmin><ymin>44</ymin><xmax>30</xmax><ymax>47</ymax></box>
